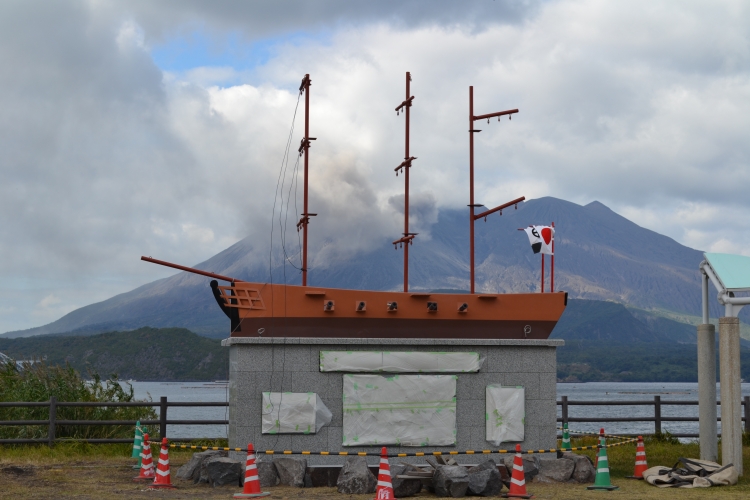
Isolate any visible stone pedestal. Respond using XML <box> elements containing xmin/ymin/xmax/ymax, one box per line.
<box><xmin>222</xmin><ymin>337</ymin><xmax>562</xmax><ymax>465</ymax></box>
<box><xmin>719</xmin><ymin>317</ymin><xmax>742</xmax><ymax>475</ymax></box>
<box><xmin>697</xmin><ymin>323</ymin><xmax>717</xmax><ymax>462</ymax></box>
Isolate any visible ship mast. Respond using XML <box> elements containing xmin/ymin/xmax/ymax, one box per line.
<box><xmin>393</xmin><ymin>72</ymin><xmax>417</xmax><ymax>292</ymax></box>
<box><xmin>297</xmin><ymin>74</ymin><xmax>316</xmax><ymax>286</ymax></box>
<box><xmin>468</xmin><ymin>85</ymin><xmax>524</xmax><ymax>294</ymax></box>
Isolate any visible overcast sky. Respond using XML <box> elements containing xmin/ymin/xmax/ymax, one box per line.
<box><xmin>1</xmin><ymin>0</ymin><xmax>749</xmax><ymax>333</ymax></box>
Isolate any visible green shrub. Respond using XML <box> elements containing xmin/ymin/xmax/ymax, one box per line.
<box><xmin>0</xmin><ymin>359</ymin><xmax>157</xmax><ymax>440</ymax></box>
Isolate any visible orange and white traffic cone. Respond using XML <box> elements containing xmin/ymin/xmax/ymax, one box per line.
<box><xmin>133</xmin><ymin>433</ymin><xmax>155</xmax><ymax>481</ymax></box>
<box><xmin>149</xmin><ymin>438</ymin><xmax>176</xmax><ymax>489</ymax></box>
<box><xmin>502</xmin><ymin>444</ymin><xmax>533</xmax><ymax>499</ymax></box>
<box><xmin>626</xmin><ymin>435</ymin><xmax>648</xmax><ymax>479</ymax></box>
<box><xmin>234</xmin><ymin>443</ymin><xmax>270</xmax><ymax>498</ymax></box>
<box><xmin>373</xmin><ymin>446</ymin><xmax>397</xmax><ymax>500</ymax></box>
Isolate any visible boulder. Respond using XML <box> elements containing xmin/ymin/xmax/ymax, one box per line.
<box><xmin>203</xmin><ymin>456</ymin><xmax>243</xmax><ymax>487</ymax></box>
<box><xmin>466</xmin><ymin>460</ymin><xmax>503</xmax><ymax>496</ymax></box>
<box><xmin>306</xmin><ymin>467</ymin><xmax>339</xmax><ymax>487</ymax></box>
<box><xmin>502</xmin><ymin>454</ymin><xmax>540</xmax><ymax>483</ymax></box>
<box><xmin>176</xmin><ymin>450</ymin><xmax>226</xmax><ymax>482</ymax></box>
<box><xmin>256</xmin><ymin>460</ymin><xmax>280</xmax><ymax>487</ymax></box>
<box><xmin>534</xmin><ymin>458</ymin><xmax>575</xmax><ymax>483</ymax></box>
<box><xmin>563</xmin><ymin>452</ymin><xmax>596</xmax><ymax>483</ymax></box>
<box><xmin>337</xmin><ymin>456</ymin><xmax>377</xmax><ymax>494</ymax></box>
<box><xmin>273</xmin><ymin>457</ymin><xmax>307</xmax><ymax>487</ymax></box>
<box><xmin>390</xmin><ymin>464</ymin><xmax>423</xmax><ymax>497</ymax></box>
<box><xmin>433</xmin><ymin>465</ymin><xmax>469</xmax><ymax>498</ymax></box>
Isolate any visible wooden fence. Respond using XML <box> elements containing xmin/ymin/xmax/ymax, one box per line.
<box><xmin>2</xmin><ymin>395</ymin><xmax>750</xmax><ymax>445</ymax></box>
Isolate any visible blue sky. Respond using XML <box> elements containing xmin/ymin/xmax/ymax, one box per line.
<box><xmin>150</xmin><ymin>27</ymin><xmax>329</xmax><ymax>86</ymax></box>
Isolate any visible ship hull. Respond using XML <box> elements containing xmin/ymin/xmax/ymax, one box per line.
<box><xmin>220</xmin><ymin>282</ymin><xmax>567</xmax><ymax>340</ymax></box>
<box><xmin>233</xmin><ymin>317</ymin><xmax>559</xmax><ymax>339</ymax></box>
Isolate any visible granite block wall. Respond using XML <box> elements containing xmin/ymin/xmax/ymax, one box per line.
<box><xmin>223</xmin><ymin>337</ymin><xmax>562</xmax><ymax>465</ymax></box>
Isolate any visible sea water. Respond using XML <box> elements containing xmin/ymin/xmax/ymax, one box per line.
<box><xmin>124</xmin><ymin>381</ymin><xmax>750</xmax><ymax>440</ymax></box>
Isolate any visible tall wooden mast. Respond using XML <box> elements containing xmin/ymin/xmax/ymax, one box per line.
<box><xmin>393</xmin><ymin>72</ymin><xmax>417</xmax><ymax>292</ymax></box>
<box><xmin>297</xmin><ymin>74</ymin><xmax>316</xmax><ymax>286</ymax></box>
<box><xmin>468</xmin><ymin>85</ymin><xmax>523</xmax><ymax>294</ymax></box>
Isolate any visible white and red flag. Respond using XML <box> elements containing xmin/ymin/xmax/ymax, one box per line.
<box><xmin>524</xmin><ymin>225</ymin><xmax>554</xmax><ymax>255</ymax></box>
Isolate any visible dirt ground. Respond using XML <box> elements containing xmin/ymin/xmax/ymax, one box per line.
<box><xmin>3</xmin><ymin>455</ymin><xmax>750</xmax><ymax>500</ymax></box>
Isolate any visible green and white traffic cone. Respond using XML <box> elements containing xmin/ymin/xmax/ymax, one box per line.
<box><xmin>561</xmin><ymin>423</ymin><xmax>571</xmax><ymax>451</ymax></box>
<box><xmin>586</xmin><ymin>428</ymin><xmax>618</xmax><ymax>491</ymax></box>
<box><xmin>131</xmin><ymin>420</ymin><xmax>143</xmax><ymax>470</ymax></box>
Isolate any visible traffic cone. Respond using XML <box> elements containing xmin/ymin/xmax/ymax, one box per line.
<box><xmin>131</xmin><ymin>421</ymin><xmax>143</xmax><ymax>469</ymax></box>
<box><xmin>234</xmin><ymin>443</ymin><xmax>270</xmax><ymax>498</ymax></box>
<box><xmin>133</xmin><ymin>433</ymin><xmax>155</xmax><ymax>481</ymax></box>
<box><xmin>149</xmin><ymin>438</ymin><xmax>176</xmax><ymax>489</ymax></box>
<box><xmin>626</xmin><ymin>435</ymin><xmax>648</xmax><ymax>479</ymax></box>
<box><xmin>560</xmin><ymin>423</ymin><xmax>571</xmax><ymax>451</ymax></box>
<box><xmin>586</xmin><ymin>429</ymin><xmax>618</xmax><ymax>491</ymax></box>
<box><xmin>502</xmin><ymin>444</ymin><xmax>533</xmax><ymax>499</ymax></box>
<box><xmin>373</xmin><ymin>447</ymin><xmax>397</xmax><ymax>500</ymax></box>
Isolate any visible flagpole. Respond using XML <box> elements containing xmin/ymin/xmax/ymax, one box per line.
<box><xmin>551</xmin><ymin>221</ymin><xmax>555</xmax><ymax>293</ymax></box>
<box><xmin>541</xmin><ymin>253</ymin><xmax>545</xmax><ymax>293</ymax></box>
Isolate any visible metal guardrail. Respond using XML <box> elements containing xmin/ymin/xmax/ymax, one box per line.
<box><xmin>0</xmin><ymin>396</ymin><xmax>228</xmax><ymax>446</ymax></box>
<box><xmin>557</xmin><ymin>395</ymin><xmax>750</xmax><ymax>438</ymax></box>
<box><xmin>3</xmin><ymin>395</ymin><xmax>750</xmax><ymax>446</ymax></box>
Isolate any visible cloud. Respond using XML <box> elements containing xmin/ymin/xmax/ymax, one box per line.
<box><xmin>2</xmin><ymin>0</ymin><xmax>750</xmax><ymax>332</ymax></box>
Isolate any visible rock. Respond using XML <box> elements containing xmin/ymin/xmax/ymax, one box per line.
<box><xmin>496</xmin><ymin>461</ymin><xmax>511</xmax><ymax>488</ymax></box>
<box><xmin>433</xmin><ymin>464</ymin><xmax>469</xmax><ymax>498</ymax></box>
<box><xmin>563</xmin><ymin>452</ymin><xmax>596</xmax><ymax>483</ymax></box>
<box><xmin>390</xmin><ymin>464</ymin><xmax>423</xmax><ymax>497</ymax></box>
<box><xmin>426</xmin><ymin>456</ymin><xmax>441</xmax><ymax>469</ymax></box>
<box><xmin>256</xmin><ymin>460</ymin><xmax>279</xmax><ymax>487</ymax></box>
<box><xmin>176</xmin><ymin>450</ymin><xmax>225</xmax><ymax>482</ymax></box>
<box><xmin>307</xmin><ymin>467</ymin><xmax>339</xmax><ymax>487</ymax></box>
<box><xmin>203</xmin><ymin>456</ymin><xmax>243</xmax><ymax>487</ymax></box>
<box><xmin>502</xmin><ymin>454</ymin><xmax>539</xmax><ymax>482</ymax></box>
<box><xmin>337</xmin><ymin>456</ymin><xmax>377</xmax><ymax>494</ymax></box>
<box><xmin>466</xmin><ymin>460</ymin><xmax>503</xmax><ymax>496</ymax></box>
<box><xmin>196</xmin><ymin>452</ymin><xmax>230</xmax><ymax>484</ymax></box>
<box><xmin>534</xmin><ymin>458</ymin><xmax>575</xmax><ymax>483</ymax></box>
<box><xmin>273</xmin><ymin>457</ymin><xmax>307</xmax><ymax>487</ymax></box>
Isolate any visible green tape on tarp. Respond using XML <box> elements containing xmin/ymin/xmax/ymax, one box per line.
<box><xmin>319</xmin><ymin>351</ymin><xmax>482</xmax><ymax>373</ymax></box>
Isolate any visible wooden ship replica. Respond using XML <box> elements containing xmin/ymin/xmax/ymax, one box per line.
<box><xmin>143</xmin><ymin>72</ymin><xmax>567</xmax><ymax>339</ymax></box>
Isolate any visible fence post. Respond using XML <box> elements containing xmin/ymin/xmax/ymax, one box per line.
<box><xmin>160</xmin><ymin>396</ymin><xmax>168</xmax><ymax>439</ymax></box>
<box><xmin>561</xmin><ymin>396</ymin><xmax>568</xmax><ymax>425</ymax></box>
<box><xmin>48</xmin><ymin>396</ymin><xmax>57</xmax><ymax>448</ymax></box>
<box><xmin>744</xmin><ymin>396</ymin><xmax>750</xmax><ymax>434</ymax></box>
<box><xmin>654</xmin><ymin>395</ymin><xmax>662</xmax><ymax>434</ymax></box>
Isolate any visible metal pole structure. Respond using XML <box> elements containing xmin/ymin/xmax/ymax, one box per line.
<box><xmin>698</xmin><ymin>268</ymin><xmax>717</xmax><ymax>461</ymax></box>
<box><xmin>392</xmin><ymin>72</ymin><xmax>417</xmax><ymax>291</ymax></box>
<box><xmin>551</xmin><ymin>221</ymin><xmax>555</xmax><ymax>293</ymax></box>
<box><xmin>469</xmin><ymin>86</ymin><xmax>476</xmax><ymax>294</ymax></box>
<box><xmin>701</xmin><ymin>258</ymin><xmax>749</xmax><ymax>473</ymax></box>
<box><xmin>297</xmin><ymin>74</ymin><xmax>316</xmax><ymax>286</ymax></box>
<box><xmin>467</xmin><ymin>86</ymin><xmax>520</xmax><ymax>294</ymax></box>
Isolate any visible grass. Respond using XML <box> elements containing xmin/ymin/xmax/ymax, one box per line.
<box><xmin>0</xmin><ymin>361</ymin><xmax>157</xmax><ymax>440</ymax></box>
<box><xmin>2</xmin><ymin>438</ymin><xmax>749</xmax><ymax>499</ymax></box>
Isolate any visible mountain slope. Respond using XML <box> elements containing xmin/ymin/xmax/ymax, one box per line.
<box><xmin>4</xmin><ymin>197</ymin><xmax>720</xmax><ymax>338</ymax></box>
<box><xmin>0</xmin><ymin>327</ymin><xmax>227</xmax><ymax>381</ymax></box>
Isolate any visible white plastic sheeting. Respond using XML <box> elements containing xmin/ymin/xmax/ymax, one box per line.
<box><xmin>485</xmin><ymin>385</ymin><xmax>525</xmax><ymax>445</ymax></box>
<box><xmin>319</xmin><ymin>351</ymin><xmax>483</xmax><ymax>373</ymax></box>
<box><xmin>342</xmin><ymin>374</ymin><xmax>457</xmax><ymax>446</ymax></box>
<box><xmin>261</xmin><ymin>392</ymin><xmax>332</xmax><ymax>434</ymax></box>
